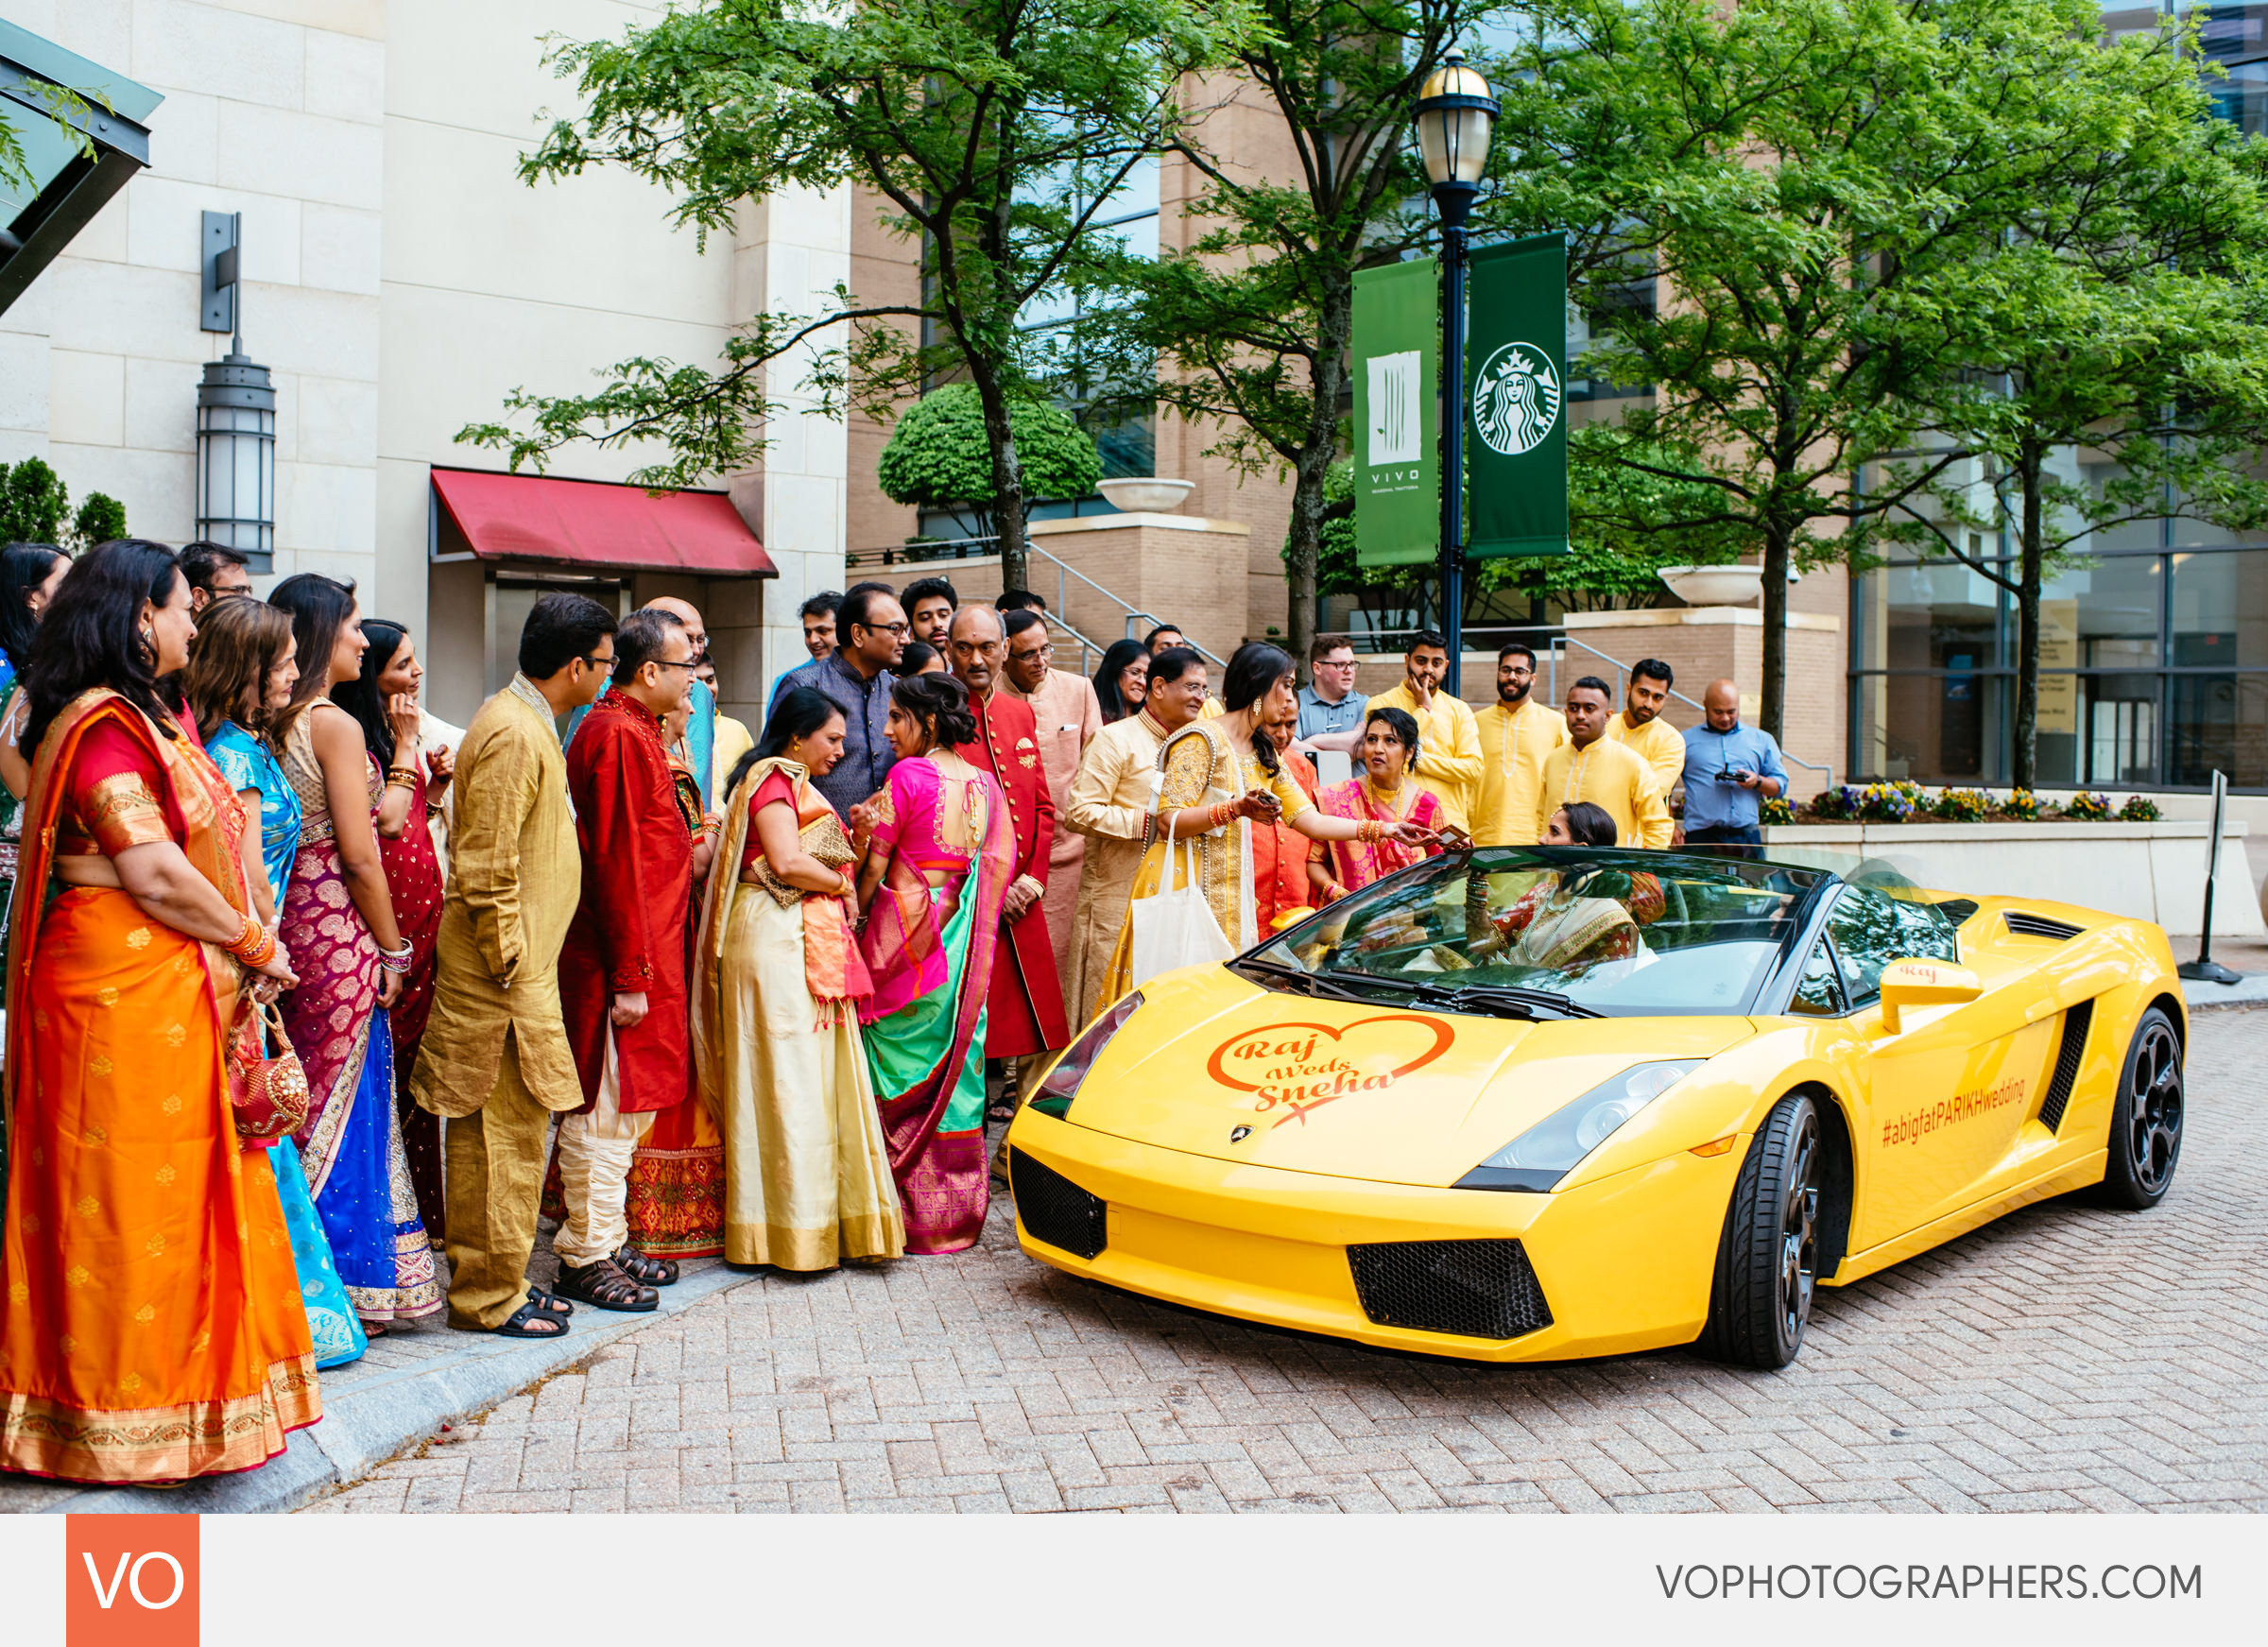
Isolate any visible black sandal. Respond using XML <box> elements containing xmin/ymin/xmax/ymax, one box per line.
<box><xmin>493</xmin><ymin>1299</ymin><xmax>571</xmax><ymax>1338</ymax></box>
<box><xmin>612</xmin><ymin>1246</ymin><xmax>678</xmax><ymax>1286</ymax></box>
<box><xmin>553</xmin><ymin>1256</ymin><xmax>657</xmax><ymax>1312</ymax></box>
<box><xmin>524</xmin><ymin>1286</ymin><xmax>574</xmax><ymax>1317</ymax></box>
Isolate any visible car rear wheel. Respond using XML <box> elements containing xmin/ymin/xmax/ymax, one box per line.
<box><xmin>1697</xmin><ymin>1091</ymin><xmax>1820</xmax><ymax>1370</ymax></box>
<box><xmin>2096</xmin><ymin>1006</ymin><xmax>2183</xmax><ymax>1210</ymax></box>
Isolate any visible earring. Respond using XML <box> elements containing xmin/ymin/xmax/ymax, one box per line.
<box><xmin>139</xmin><ymin>625</ymin><xmax>154</xmax><ymax>646</ymax></box>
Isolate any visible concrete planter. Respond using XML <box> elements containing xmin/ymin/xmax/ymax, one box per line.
<box><xmin>1762</xmin><ymin>819</ymin><xmax>2260</xmax><ymax>936</ymax></box>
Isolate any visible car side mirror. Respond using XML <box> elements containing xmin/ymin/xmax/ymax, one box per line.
<box><xmin>1876</xmin><ymin>959</ymin><xmax>1983</xmax><ymax>1033</ymax></box>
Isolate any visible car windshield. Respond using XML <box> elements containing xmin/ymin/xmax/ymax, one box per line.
<box><xmin>1240</xmin><ymin>847</ymin><xmax>1830</xmax><ymax>1019</ymax></box>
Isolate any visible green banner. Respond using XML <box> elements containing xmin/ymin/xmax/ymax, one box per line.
<box><xmin>1467</xmin><ymin>232</ymin><xmax>1569</xmax><ymax>558</ymax></box>
<box><xmin>1352</xmin><ymin>257</ymin><xmax>1438</xmax><ymax>567</ymax></box>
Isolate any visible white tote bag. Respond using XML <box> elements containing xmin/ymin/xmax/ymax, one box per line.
<box><xmin>1125</xmin><ymin>737</ymin><xmax>1238</xmax><ymax>987</ymax></box>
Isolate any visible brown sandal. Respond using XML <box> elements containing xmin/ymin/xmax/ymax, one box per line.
<box><xmin>553</xmin><ymin>1256</ymin><xmax>657</xmax><ymax>1312</ymax></box>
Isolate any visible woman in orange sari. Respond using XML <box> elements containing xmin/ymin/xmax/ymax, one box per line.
<box><xmin>0</xmin><ymin>540</ymin><xmax>317</xmax><ymax>1483</ymax></box>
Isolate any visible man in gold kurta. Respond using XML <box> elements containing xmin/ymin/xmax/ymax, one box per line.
<box><xmin>1060</xmin><ymin>705</ymin><xmax>1169</xmax><ymax>1030</ymax></box>
<box><xmin>1472</xmin><ymin>641</ymin><xmax>1568</xmax><ymax>847</ymax></box>
<box><xmin>1000</xmin><ymin>609</ymin><xmax>1102</xmax><ymax>1024</ymax></box>
<box><xmin>412</xmin><ymin>595</ymin><xmax>616</xmax><ymax>1335</ymax></box>
<box><xmin>1537</xmin><ymin>676</ymin><xmax>1675</xmax><ymax>849</ymax></box>
<box><xmin>1365</xmin><ymin>629</ymin><xmax>1482</xmax><ymax>835</ymax></box>
<box><xmin>1605</xmin><ymin>657</ymin><xmax>1686</xmax><ymax>800</ymax></box>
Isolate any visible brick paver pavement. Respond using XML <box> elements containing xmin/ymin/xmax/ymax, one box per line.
<box><xmin>307</xmin><ymin>1008</ymin><xmax>2268</xmax><ymax>1514</ymax></box>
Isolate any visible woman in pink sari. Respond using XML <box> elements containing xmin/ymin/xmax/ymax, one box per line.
<box><xmin>852</xmin><ymin>673</ymin><xmax>1014</xmax><ymax>1254</ymax></box>
<box><xmin>1311</xmin><ymin>706</ymin><xmax>1445</xmax><ymax>901</ymax></box>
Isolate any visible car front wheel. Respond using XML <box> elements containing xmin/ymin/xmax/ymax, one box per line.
<box><xmin>1697</xmin><ymin>1091</ymin><xmax>1820</xmax><ymax>1370</ymax></box>
<box><xmin>2096</xmin><ymin>1005</ymin><xmax>2183</xmax><ymax>1210</ymax></box>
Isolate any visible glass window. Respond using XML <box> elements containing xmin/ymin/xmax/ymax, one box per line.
<box><xmin>1824</xmin><ymin>886</ymin><xmax>1961</xmax><ymax>1007</ymax></box>
<box><xmin>2170</xmin><ymin>549</ymin><xmax>2268</xmax><ymax>670</ymax></box>
<box><xmin>2167</xmin><ymin>671</ymin><xmax>2268</xmax><ymax>788</ymax></box>
<box><xmin>1881</xmin><ymin>558</ymin><xmax>2003</xmax><ymax>671</ymax></box>
<box><xmin>1246</xmin><ymin>848</ymin><xmax>1826</xmax><ymax>1018</ymax></box>
<box><xmin>1790</xmin><ymin>938</ymin><xmax>1846</xmax><ymax>1017</ymax></box>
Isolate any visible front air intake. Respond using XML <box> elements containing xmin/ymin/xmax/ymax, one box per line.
<box><xmin>2036</xmin><ymin>998</ymin><xmax>2095</xmax><ymax>1134</ymax></box>
<box><xmin>1009</xmin><ymin>1148</ymin><xmax>1108</xmax><ymax>1259</ymax></box>
<box><xmin>1347</xmin><ymin>1239</ymin><xmax>1554</xmax><ymax>1340</ymax></box>
<box><xmin>2005</xmin><ymin>911</ymin><xmax>2084</xmax><ymax>941</ymax></box>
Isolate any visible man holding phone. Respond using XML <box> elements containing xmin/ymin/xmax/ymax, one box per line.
<box><xmin>1679</xmin><ymin>678</ymin><xmax>1788</xmax><ymax>850</ymax></box>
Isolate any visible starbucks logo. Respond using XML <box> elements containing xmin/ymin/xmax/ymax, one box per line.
<box><xmin>1471</xmin><ymin>342</ymin><xmax>1561</xmax><ymax>457</ymax></box>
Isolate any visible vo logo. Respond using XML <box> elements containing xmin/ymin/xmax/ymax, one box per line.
<box><xmin>66</xmin><ymin>1515</ymin><xmax>198</xmax><ymax>1646</ymax></box>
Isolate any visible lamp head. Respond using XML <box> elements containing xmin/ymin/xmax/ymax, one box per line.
<box><xmin>1414</xmin><ymin>46</ymin><xmax>1499</xmax><ymax>194</ymax></box>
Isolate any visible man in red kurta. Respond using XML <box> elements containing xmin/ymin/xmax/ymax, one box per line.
<box><xmin>947</xmin><ymin>606</ymin><xmax>1070</xmax><ymax>1082</ymax></box>
<box><xmin>554</xmin><ymin>609</ymin><xmax>698</xmax><ymax>1310</ymax></box>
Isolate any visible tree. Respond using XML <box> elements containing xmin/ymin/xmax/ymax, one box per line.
<box><xmin>1538</xmin><ymin>0</ymin><xmax>2127</xmax><ymax>743</ymax></box>
<box><xmin>460</xmin><ymin>0</ymin><xmax>1248</xmax><ymax>592</ymax></box>
<box><xmin>877</xmin><ymin>384</ymin><xmax>1102</xmax><ymax>540</ymax></box>
<box><xmin>0</xmin><ymin>457</ymin><xmax>126</xmax><ymax>551</ymax></box>
<box><xmin>1874</xmin><ymin>17</ymin><xmax>2268</xmax><ymax>789</ymax></box>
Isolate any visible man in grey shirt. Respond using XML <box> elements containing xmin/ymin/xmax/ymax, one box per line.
<box><xmin>1297</xmin><ymin>633</ymin><xmax>1367</xmax><ymax>752</ymax></box>
<box><xmin>775</xmin><ymin>580</ymin><xmax>908</xmax><ymax>815</ymax></box>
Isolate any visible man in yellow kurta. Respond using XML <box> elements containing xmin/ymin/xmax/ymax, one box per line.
<box><xmin>412</xmin><ymin>594</ymin><xmax>616</xmax><ymax>1336</ymax></box>
<box><xmin>1060</xmin><ymin>705</ymin><xmax>1170</xmax><ymax>1030</ymax></box>
<box><xmin>1605</xmin><ymin>657</ymin><xmax>1686</xmax><ymax>799</ymax></box>
<box><xmin>1365</xmin><ymin>629</ymin><xmax>1482</xmax><ymax>835</ymax></box>
<box><xmin>1472</xmin><ymin>641</ymin><xmax>1568</xmax><ymax>846</ymax></box>
<box><xmin>1537</xmin><ymin>676</ymin><xmax>1675</xmax><ymax>849</ymax></box>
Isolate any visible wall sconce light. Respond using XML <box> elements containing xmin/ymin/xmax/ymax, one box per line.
<box><xmin>196</xmin><ymin>210</ymin><xmax>274</xmax><ymax>569</ymax></box>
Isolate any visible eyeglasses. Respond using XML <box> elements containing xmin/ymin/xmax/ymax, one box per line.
<box><xmin>648</xmin><ymin>659</ymin><xmax>700</xmax><ymax>673</ymax></box>
<box><xmin>1317</xmin><ymin>658</ymin><xmax>1359</xmax><ymax>670</ymax></box>
<box><xmin>859</xmin><ymin>621</ymin><xmax>911</xmax><ymax>638</ymax></box>
<box><xmin>578</xmin><ymin>654</ymin><xmax>617</xmax><ymax>674</ymax></box>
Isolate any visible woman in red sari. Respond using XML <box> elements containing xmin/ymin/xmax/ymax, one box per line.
<box><xmin>332</xmin><ymin>618</ymin><xmax>453</xmax><ymax>1240</ymax></box>
<box><xmin>1310</xmin><ymin>706</ymin><xmax>1445</xmax><ymax>901</ymax></box>
<box><xmin>0</xmin><ymin>540</ymin><xmax>316</xmax><ymax>1482</ymax></box>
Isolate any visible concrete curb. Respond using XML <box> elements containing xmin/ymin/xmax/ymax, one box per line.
<box><xmin>2181</xmin><ymin>973</ymin><xmax>2268</xmax><ymax>1010</ymax></box>
<box><xmin>27</xmin><ymin>1262</ymin><xmax>757</xmax><ymax>1516</ymax></box>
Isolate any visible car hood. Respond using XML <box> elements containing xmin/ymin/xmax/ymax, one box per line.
<box><xmin>1060</xmin><ymin>969</ymin><xmax>1761</xmax><ymax>1188</ymax></box>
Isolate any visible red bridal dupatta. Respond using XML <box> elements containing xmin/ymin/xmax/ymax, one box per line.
<box><xmin>0</xmin><ymin>690</ymin><xmax>318</xmax><ymax>1482</ymax></box>
<box><xmin>855</xmin><ymin>753</ymin><xmax>1015</xmax><ymax>1253</ymax></box>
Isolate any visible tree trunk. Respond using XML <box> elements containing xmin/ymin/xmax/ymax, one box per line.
<box><xmin>2012</xmin><ymin>445</ymin><xmax>2045</xmax><ymax>794</ymax></box>
<box><xmin>1760</xmin><ymin>519</ymin><xmax>1792</xmax><ymax>745</ymax></box>
<box><xmin>1284</xmin><ymin>278</ymin><xmax>1355</xmax><ymax>675</ymax></box>
<box><xmin>968</xmin><ymin>358</ymin><xmax>1031</xmax><ymax>592</ymax></box>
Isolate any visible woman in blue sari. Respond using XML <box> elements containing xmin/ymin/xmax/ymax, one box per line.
<box><xmin>182</xmin><ymin>596</ymin><xmax>369</xmax><ymax>1368</ymax></box>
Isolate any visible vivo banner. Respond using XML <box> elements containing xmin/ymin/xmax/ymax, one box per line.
<box><xmin>1466</xmin><ymin>232</ymin><xmax>1569</xmax><ymax>558</ymax></box>
<box><xmin>1351</xmin><ymin>256</ymin><xmax>1438</xmax><ymax>567</ymax></box>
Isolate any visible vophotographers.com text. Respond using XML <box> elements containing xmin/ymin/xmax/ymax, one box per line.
<box><xmin>1658</xmin><ymin>1564</ymin><xmax>2203</xmax><ymax>1602</ymax></box>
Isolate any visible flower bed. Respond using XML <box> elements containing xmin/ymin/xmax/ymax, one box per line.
<box><xmin>1788</xmin><ymin>780</ymin><xmax>2162</xmax><ymax>827</ymax></box>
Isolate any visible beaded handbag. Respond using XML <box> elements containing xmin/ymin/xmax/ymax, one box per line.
<box><xmin>228</xmin><ymin>997</ymin><xmax>311</xmax><ymax>1144</ymax></box>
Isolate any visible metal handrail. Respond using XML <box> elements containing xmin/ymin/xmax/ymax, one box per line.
<box><xmin>1025</xmin><ymin>543</ymin><xmax>1229</xmax><ymax>667</ymax></box>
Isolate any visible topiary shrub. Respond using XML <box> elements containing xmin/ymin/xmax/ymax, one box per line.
<box><xmin>876</xmin><ymin>384</ymin><xmax>1102</xmax><ymax>538</ymax></box>
<box><xmin>0</xmin><ymin>456</ymin><xmax>127</xmax><ymax>551</ymax></box>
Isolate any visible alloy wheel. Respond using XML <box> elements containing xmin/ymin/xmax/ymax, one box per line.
<box><xmin>2126</xmin><ymin>1021</ymin><xmax>2183</xmax><ymax>1197</ymax></box>
<box><xmin>1778</xmin><ymin>1110</ymin><xmax>1820</xmax><ymax>1351</ymax></box>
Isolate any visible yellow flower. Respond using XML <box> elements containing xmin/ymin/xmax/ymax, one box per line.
<box><xmin>153</xmin><ymin>1165</ymin><xmax>175</xmax><ymax>1187</ymax></box>
<box><xmin>95</xmin><ymin>987</ymin><xmax>118</xmax><ymax>1008</ymax></box>
<box><xmin>64</xmin><ymin>1265</ymin><xmax>91</xmax><ymax>1289</ymax></box>
<box><xmin>88</xmin><ymin>1056</ymin><xmax>112</xmax><ymax>1077</ymax></box>
<box><xmin>126</xmin><ymin>926</ymin><xmax>151</xmax><ymax>949</ymax></box>
<box><xmin>74</xmin><ymin>1195</ymin><xmax>99</xmax><ymax>1218</ymax></box>
<box><xmin>133</xmin><ymin>1304</ymin><xmax>155</xmax><ymax>1324</ymax></box>
<box><xmin>161</xmin><ymin>1094</ymin><xmax>182</xmax><ymax>1115</ymax></box>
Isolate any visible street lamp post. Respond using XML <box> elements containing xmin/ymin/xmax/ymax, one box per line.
<box><xmin>1413</xmin><ymin>46</ymin><xmax>1496</xmax><ymax>696</ymax></box>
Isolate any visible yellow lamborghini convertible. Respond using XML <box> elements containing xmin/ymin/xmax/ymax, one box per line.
<box><xmin>1005</xmin><ymin>847</ymin><xmax>2186</xmax><ymax>1368</ymax></box>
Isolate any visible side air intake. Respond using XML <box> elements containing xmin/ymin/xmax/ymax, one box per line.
<box><xmin>2005</xmin><ymin>911</ymin><xmax>2084</xmax><ymax>941</ymax></box>
<box><xmin>2036</xmin><ymin>998</ymin><xmax>2095</xmax><ymax>1134</ymax></box>
<box><xmin>1008</xmin><ymin>1149</ymin><xmax>1108</xmax><ymax>1259</ymax></box>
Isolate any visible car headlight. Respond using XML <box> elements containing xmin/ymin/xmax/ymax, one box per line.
<box><xmin>1455</xmin><ymin>1059</ymin><xmax>1703</xmax><ymax>1192</ymax></box>
<box><xmin>1024</xmin><ymin>991</ymin><xmax>1144</xmax><ymax>1119</ymax></box>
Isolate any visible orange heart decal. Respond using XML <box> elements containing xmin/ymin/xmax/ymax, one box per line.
<box><xmin>1206</xmin><ymin>1014</ymin><xmax>1456</xmax><ymax>1094</ymax></box>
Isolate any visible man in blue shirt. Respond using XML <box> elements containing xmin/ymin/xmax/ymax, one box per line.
<box><xmin>1679</xmin><ymin>678</ymin><xmax>1787</xmax><ymax>850</ymax></box>
<box><xmin>775</xmin><ymin>580</ymin><xmax>907</xmax><ymax>816</ymax></box>
<box><xmin>1296</xmin><ymin>633</ymin><xmax>1367</xmax><ymax>750</ymax></box>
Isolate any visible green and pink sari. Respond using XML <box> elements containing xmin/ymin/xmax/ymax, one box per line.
<box><xmin>857</xmin><ymin>749</ymin><xmax>1015</xmax><ymax>1253</ymax></box>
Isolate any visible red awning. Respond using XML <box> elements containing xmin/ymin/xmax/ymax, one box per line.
<box><xmin>430</xmin><ymin>468</ymin><xmax>773</xmax><ymax>577</ymax></box>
